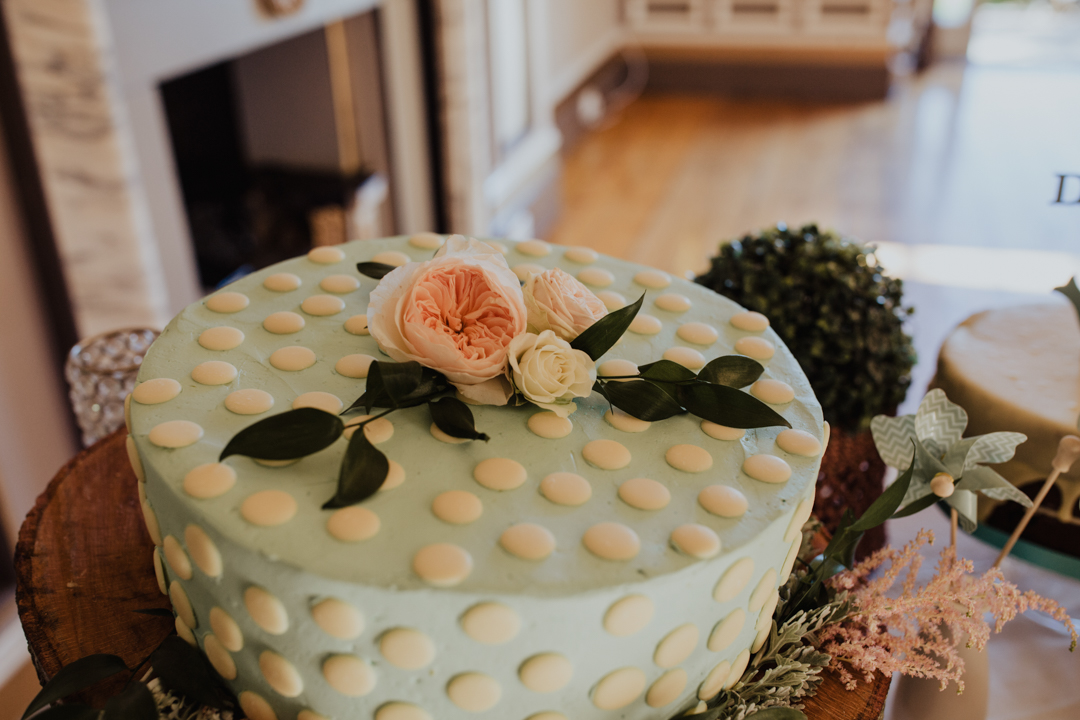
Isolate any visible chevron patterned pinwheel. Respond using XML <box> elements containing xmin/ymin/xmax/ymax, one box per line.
<box><xmin>870</xmin><ymin>389</ymin><xmax>1031</xmax><ymax>532</ymax></box>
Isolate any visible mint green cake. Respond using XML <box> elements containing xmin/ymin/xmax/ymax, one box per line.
<box><xmin>126</xmin><ymin>236</ymin><xmax>824</xmax><ymax>720</ymax></box>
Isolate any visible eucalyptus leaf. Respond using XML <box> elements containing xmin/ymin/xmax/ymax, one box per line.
<box><xmin>103</xmin><ymin>682</ymin><xmax>157</xmax><ymax>720</ymax></box>
<box><xmin>636</xmin><ymin>359</ymin><xmax>697</xmax><ymax>383</ymax></box>
<box><xmin>322</xmin><ymin>424</ymin><xmax>391</xmax><ymax>508</ymax></box>
<box><xmin>570</xmin><ymin>293</ymin><xmax>645</xmax><ymax>361</ymax></box>
<box><xmin>698</xmin><ymin>355</ymin><xmax>765</xmax><ymax>388</ymax></box>
<box><xmin>848</xmin><ymin>455</ymin><xmax>915</xmax><ymax>533</ymax></box>
<box><xmin>151</xmin><ymin>636</ymin><xmax>234</xmax><ymax>710</ymax></box>
<box><xmin>219</xmin><ymin>408</ymin><xmax>343</xmax><ymax>461</ymax></box>
<box><xmin>22</xmin><ymin>655</ymin><xmax>128</xmax><ymax>719</ymax></box>
<box><xmin>892</xmin><ymin>491</ymin><xmax>942</xmax><ymax>519</ymax></box>
<box><xmin>596</xmin><ymin>380</ymin><xmax>685</xmax><ymax>421</ymax></box>
<box><xmin>745</xmin><ymin>708</ymin><xmax>808</xmax><ymax>720</ymax></box>
<box><xmin>678</xmin><ymin>383</ymin><xmax>791</xmax><ymax>429</ymax></box>
<box><xmin>429</xmin><ymin>397</ymin><xmax>489</xmax><ymax>441</ymax></box>
<box><xmin>24</xmin><ymin>706</ymin><xmax>101</xmax><ymax>720</ymax></box>
<box><xmin>356</xmin><ymin>261</ymin><xmax>397</xmax><ymax>279</ymax></box>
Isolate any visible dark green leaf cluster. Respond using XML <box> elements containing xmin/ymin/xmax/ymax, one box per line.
<box><xmin>695</xmin><ymin>223</ymin><xmax>915</xmax><ymax>433</ymax></box>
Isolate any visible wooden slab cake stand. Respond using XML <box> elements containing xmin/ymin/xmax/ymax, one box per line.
<box><xmin>15</xmin><ymin>428</ymin><xmax>890</xmax><ymax>717</ymax></box>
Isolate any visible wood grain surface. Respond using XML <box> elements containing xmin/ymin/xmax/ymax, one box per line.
<box><xmin>15</xmin><ymin>429</ymin><xmax>890</xmax><ymax>717</ymax></box>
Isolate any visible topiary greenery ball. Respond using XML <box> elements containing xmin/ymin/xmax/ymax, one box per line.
<box><xmin>695</xmin><ymin>223</ymin><xmax>915</xmax><ymax>433</ymax></box>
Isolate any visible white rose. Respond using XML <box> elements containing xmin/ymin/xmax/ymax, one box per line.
<box><xmin>508</xmin><ymin>330</ymin><xmax>596</xmax><ymax>417</ymax></box>
<box><xmin>522</xmin><ymin>267</ymin><xmax>607</xmax><ymax>341</ymax></box>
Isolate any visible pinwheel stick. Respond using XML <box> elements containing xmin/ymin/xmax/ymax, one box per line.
<box><xmin>950</xmin><ymin>508</ymin><xmax>958</xmax><ymax>549</ymax></box>
<box><xmin>993</xmin><ymin>435</ymin><xmax>1080</xmax><ymax>569</ymax></box>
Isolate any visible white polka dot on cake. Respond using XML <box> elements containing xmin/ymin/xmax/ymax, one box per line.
<box><xmin>245</xmin><ymin>586</ymin><xmax>288</xmax><ymax>634</ymax></box>
<box><xmin>655</xmin><ymin>293</ymin><xmax>691</xmax><ymax>312</ymax></box>
<box><xmin>751</xmin><ymin>378</ymin><xmax>794</xmax><ymax>404</ymax></box>
<box><xmin>500</xmin><ymin>523</ymin><xmax>556</xmax><ymax>560</ymax></box>
<box><xmin>263</xmin><ymin>311</ymin><xmax>305</xmax><ymax>334</ymax></box>
<box><xmin>413</xmin><ymin>543</ymin><xmax>472</xmax><ymax>586</ymax></box>
<box><xmin>517</xmin><ymin>239</ymin><xmax>551</xmax><ymax>257</ymax></box>
<box><xmin>749</xmin><ymin>568</ymin><xmax>779</xmax><ymax>612</ymax></box>
<box><xmin>726</xmin><ymin>649</ymin><xmax>751</xmax><ymax>690</ymax></box>
<box><xmin>343</xmin><ymin>314</ymin><xmax>370</xmax><ymax>335</ymax></box>
<box><xmin>634</xmin><ymin>269</ymin><xmax>671</xmax><ymax>289</ymax></box>
<box><xmin>577</xmin><ymin>267</ymin><xmax>615</xmax><ymax>287</ymax></box>
<box><xmin>301</xmin><ymin>294</ymin><xmax>346</xmax><ymax>316</ymax></box>
<box><xmin>225</xmin><ymin>389</ymin><xmax>274</xmax><ymax>415</ymax></box>
<box><xmin>618</xmin><ymin>477</ymin><xmax>671</xmax><ymax>510</ymax></box>
<box><xmin>671</xmin><ymin>524</ymin><xmax>721</xmax><ymax>559</ymax></box>
<box><xmin>698</xmin><ymin>660</ymin><xmax>730</xmax><ymax>701</ymax></box>
<box><xmin>527</xmin><ymin>411</ymin><xmax>572</xmax><ymax>439</ymax></box>
<box><xmin>241</xmin><ymin>490</ymin><xmax>297</xmax><ymax>527</ymax></box>
<box><xmin>781</xmin><ymin>537</ymin><xmax>800</xmax><ymax>579</ymax></box>
<box><xmin>312</xmin><ymin>598</ymin><xmax>364</xmax><ymax>639</ymax></box>
<box><xmin>323</xmin><ymin>655</ymin><xmax>375</xmax><ymax>697</ymax></box>
<box><xmin>540</xmin><ymin>472</ymin><xmax>591</xmax><ymax>506</ymax></box>
<box><xmin>344</xmin><ymin>415</ymin><xmax>394</xmax><ymax>443</ymax></box>
<box><xmin>713</xmin><ymin>557</ymin><xmax>755</xmax><ymax>602</ymax></box>
<box><xmin>598</xmin><ymin>358</ymin><xmax>638</xmax><ymax>381</ymax></box>
<box><xmin>730</xmin><ymin>310</ymin><xmax>770</xmax><ymax>332</ymax></box>
<box><xmin>210</xmin><ymin>607</ymin><xmax>243</xmax><ymax>651</ymax></box>
<box><xmin>308</xmin><ymin>246</ymin><xmax>345</xmax><ymax>264</ymax></box>
<box><xmin>269</xmin><ymin>346</ymin><xmax>316</xmax><ymax>371</ymax></box>
<box><xmin>592</xmin><ymin>667</ymin><xmax>646</xmax><ymax>710</ymax></box>
<box><xmin>647</xmin><ymin>668</ymin><xmax>687</xmax><ymax>708</ymax></box>
<box><xmin>264</xmin><ymin>273</ymin><xmax>301</xmax><ymax>292</ymax></box>
<box><xmin>375</xmin><ymin>703</ymin><xmax>431</xmax><ymax>720</ymax></box>
<box><xmin>132</xmin><ymin>377</ymin><xmax>181</xmax><ymax>404</ymax></box>
<box><xmin>604</xmin><ymin>595</ymin><xmax>654</xmax><ymax>637</ymax></box>
<box><xmin>743</xmin><ymin>454</ymin><xmax>792</xmax><ymax>484</ymax></box>
<box><xmin>525</xmin><ymin>713</ymin><xmax>566</xmax><ymax>720</ymax></box>
<box><xmin>149</xmin><ymin>420</ymin><xmax>203</xmax><ymax>448</ymax></box>
<box><xmin>519</xmin><ymin>653</ymin><xmax>573</xmax><ymax>693</ymax></box>
<box><xmin>596</xmin><ymin>290</ymin><xmax>626</xmax><ymax>310</ymax></box>
<box><xmin>605</xmin><ymin>408</ymin><xmax>651</xmax><ymax>433</ymax></box>
<box><xmin>513</xmin><ymin>263</ymin><xmax>546</xmax><ymax>281</ymax></box>
<box><xmin>473</xmin><ymin>457</ymin><xmax>527</xmax><ymax>490</ymax></box>
<box><xmin>583</xmin><ymin>522</ymin><xmax>640</xmax><ymax>561</ymax></box>
<box><xmin>409</xmin><ymin>232</ymin><xmax>444</xmax><ymax>249</ymax></box>
<box><xmin>163</xmin><ymin>535</ymin><xmax>193</xmax><ymax>580</ymax></box>
<box><xmin>320</xmin><ymin>274</ymin><xmax>361</xmax><ymax>293</ymax></box>
<box><xmin>662</xmin><ymin>346</ymin><xmax>705</xmax><ymax>369</ymax></box>
<box><xmin>206</xmin><ymin>292</ymin><xmax>249</xmax><ymax>313</ymax></box>
<box><xmin>185</xmin><ymin>525</ymin><xmax>222</xmax><ymax>577</ymax></box>
<box><xmin>198</xmin><ymin>326</ymin><xmax>244</xmax><ymax>351</ymax></box>
<box><xmin>677</xmin><ymin>322</ymin><xmax>719</xmax><ymax>345</ymax></box>
<box><xmin>708</xmin><ymin>608</ymin><xmax>745</xmax><ymax>652</ymax></box>
<box><xmin>380</xmin><ymin>460</ymin><xmax>406</xmax><ymax>491</ymax></box>
<box><xmin>175</xmin><ymin>615</ymin><xmax>196</xmax><ymax>645</ymax></box>
<box><xmin>336</xmin><ymin>353</ymin><xmax>375</xmax><ymax>378</ymax></box>
<box><xmin>142</xmin><ymin>500</ymin><xmax>162</xmax><ymax>545</ymax></box>
<box><xmin>564</xmin><ymin>246</ymin><xmax>598</xmax><ymax>263</ymax></box>
<box><xmin>629</xmin><ymin>314</ymin><xmax>663</xmax><ymax>335</ymax></box>
<box><xmin>169</xmin><ymin>581</ymin><xmax>196</xmax><ymax>628</ymax></box>
<box><xmin>239</xmin><ymin>692</ymin><xmax>276</xmax><ymax>720</ymax></box>
<box><xmin>654</xmin><ymin>623</ymin><xmax>698</xmax><ymax>668</ymax></box>
<box><xmin>327</xmin><ymin>506</ymin><xmax>380</xmax><ymax>541</ymax></box>
<box><xmin>204</xmin><ymin>634</ymin><xmax>236</xmax><ymax>680</ymax></box>
<box><xmin>483</xmin><ymin>240</ymin><xmax>508</xmax><ymax>254</ymax></box>
<box><xmin>191</xmin><ymin>360</ymin><xmax>237</xmax><ymax>385</ymax></box>
<box><xmin>666</xmin><ymin>443</ymin><xmax>713</xmax><ymax>473</ymax></box>
<box><xmin>380</xmin><ymin>627</ymin><xmax>436</xmax><ymax>669</ymax></box>
<box><xmin>152</xmin><ymin>550</ymin><xmax>166</xmax><ymax>594</ymax></box>
<box><xmin>735</xmin><ymin>336</ymin><xmax>775</xmax><ymax>360</ymax></box>
<box><xmin>698</xmin><ymin>485</ymin><xmax>749</xmax><ymax>518</ymax></box>
<box><xmin>260</xmin><ymin>650</ymin><xmax>303</xmax><ymax>697</ymax></box>
<box><xmin>372</xmin><ymin>250</ymin><xmax>411</xmax><ymax>267</ymax></box>
<box><xmin>430</xmin><ymin>423</ymin><xmax>468</xmax><ymax>444</ymax></box>
<box><xmin>293</xmin><ymin>391</ymin><xmax>342</xmax><ymax>414</ymax></box>
<box><xmin>785</xmin><ymin>497</ymin><xmax>815</xmax><ymax>543</ymax></box>
<box><xmin>700</xmin><ymin>420</ymin><xmax>745</xmax><ymax>441</ymax></box>
<box><xmin>297</xmin><ymin>711</ymin><xmax>329</xmax><ymax>720</ymax></box>
<box><xmin>461</xmin><ymin>602</ymin><xmax>520</xmax><ymax>644</ymax></box>
<box><xmin>127</xmin><ymin>436</ymin><xmax>144</xmax><ymax>482</ymax></box>
<box><xmin>777</xmin><ymin>428</ymin><xmax>822</xmax><ymax>456</ymax></box>
<box><xmin>582</xmin><ymin>439</ymin><xmax>631</xmax><ymax>470</ymax></box>
<box><xmin>447</xmin><ymin>672</ymin><xmax>501</xmax><ymax>712</ymax></box>
<box><xmin>432</xmin><ymin>490</ymin><xmax>483</xmax><ymax>524</ymax></box>
<box><xmin>183</xmin><ymin>463</ymin><xmax>235</xmax><ymax>499</ymax></box>
<box><xmin>757</xmin><ymin>590</ymin><xmax>780</xmax><ymax>632</ymax></box>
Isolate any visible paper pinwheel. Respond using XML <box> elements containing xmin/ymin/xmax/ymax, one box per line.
<box><xmin>870</xmin><ymin>389</ymin><xmax>1032</xmax><ymax>532</ymax></box>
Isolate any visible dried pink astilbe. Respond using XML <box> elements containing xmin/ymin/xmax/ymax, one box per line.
<box><xmin>820</xmin><ymin>529</ymin><xmax>1077</xmax><ymax>691</ymax></box>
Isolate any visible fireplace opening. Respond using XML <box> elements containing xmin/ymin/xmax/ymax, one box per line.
<box><xmin>160</xmin><ymin>11</ymin><xmax>393</xmax><ymax>291</ymax></box>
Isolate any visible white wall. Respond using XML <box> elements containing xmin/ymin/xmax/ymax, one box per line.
<box><xmin>537</xmin><ymin>0</ymin><xmax>624</xmax><ymax>105</ymax></box>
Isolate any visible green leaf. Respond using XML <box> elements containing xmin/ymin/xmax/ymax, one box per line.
<box><xmin>892</xmin><ymin>491</ymin><xmax>942</xmax><ymax>519</ymax></box>
<box><xmin>25</xmin><ymin>706</ymin><xmax>101</xmax><ymax>720</ymax></box>
<box><xmin>132</xmin><ymin>608</ymin><xmax>174</xmax><ymax>618</ymax></box>
<box><xmin>745</xmin><ymin>708</ymin><xmax>808</xmax><ymax>720</ymax></box>
<box><xmin>103</xmin><ymin>682</ymin><xmax>157</xmax><ymax>720</ymax></box>
<box><xmin>595</xmin><ymin>380</ymin><xmax>685</xmax><ymax>421</ymax></box>
<box><xmin>1055</xmin><ymin>277</ymin><xmax>1080</xmax><ymax>323</ymax></box>
<box><xmin>322</xmin><ymin>423</ymin><xmax>391</xmax><ymax>508</ymax></box>
<box><xmin>219</xmin><ymin>408</ymin><xmax>344</xmax><ymax>461</ymax></box>
<box><xmin>698</xmin><ymin>355</ymin><xmax>765</xmax><ymax>388</ymax></box>
<box><xmin>22</xmin><ymin>655</ymin><xmax>128</xmax><ymax>719</ymax></box>
<box><xmin>428</xmin><ymin>397</ymin><xmax>490</xmax><ymax>441</ymax></box>
<box><xmin>636</xmin><ymin>359</ymin><xmax>697</xmax><ymax>383</ymax></box>
<box><xmin>356</xmin><ymin>261</ymin><xmax>397</xmax><ymax>279</ymax></box>
<box><xmin>678</xmin><ymin>382</ymin><xmax>792</xmax><ymax>429</ymax></box>
<box><xmin>151</xmin><ymin>636</ymin><xmax>234</xmax><ymax>710</ymax></box>
<box><xmin>570</xmin><ymin>293</ymin><xmax>645</xmax><ymax>361</ymax></box>
<box><xmin>348</xmin><ymin>364</ymin><xmax>448</xmax><ymax>414</ymax></box>
<box><xmin>823</xmin><ymin>509</ymin><xmax>862</xmax><ymax>570</ymax></box>
<box><xmin>848</xmin><ymin>455</ymin><xmax>915</xmax><ymax>532</ymax></box>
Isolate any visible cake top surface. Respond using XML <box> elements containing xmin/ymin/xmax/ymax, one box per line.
<box><xmin>131</xmin><ymin>237</ymin><xmax>823</xmax><ymax>596</ymax></box>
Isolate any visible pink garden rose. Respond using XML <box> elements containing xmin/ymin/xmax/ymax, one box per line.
<box><xmin>367</xmin><ymin>236</ymin><xmax>527</xmax><ymax>405</ymax></box>
<box><xmin>522</xmin><ymin>267</ymin><xmax>607</xmax><ymax>341</ymax></box>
